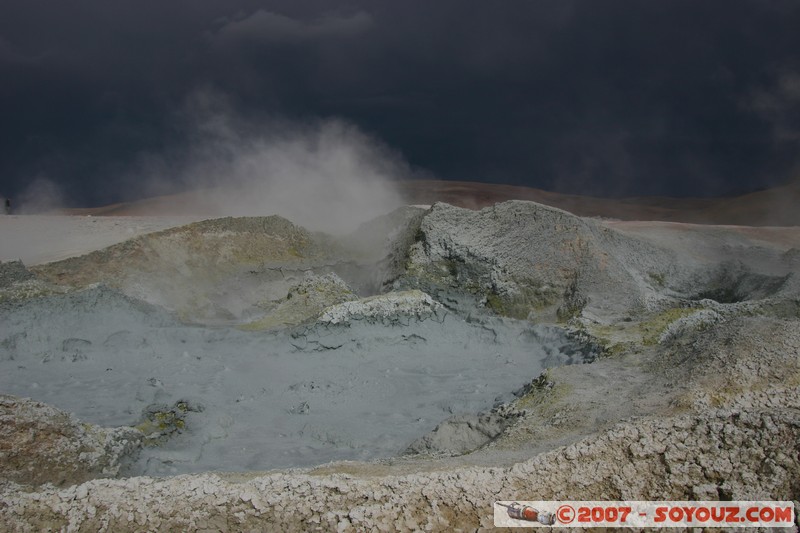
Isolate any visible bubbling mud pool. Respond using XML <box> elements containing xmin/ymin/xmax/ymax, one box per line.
<box><xmin>0</xmin><ymin>286</ymin><xmax>594</xmax><ymax>476</ymax></box>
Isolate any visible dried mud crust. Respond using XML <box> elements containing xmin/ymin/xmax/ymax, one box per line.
<box><xmin>0</xmin><ymin>395</ymin><xmax>142</xmax><ymax>487</ymax></box>
<box><xmin>483</xmin><ymin>316</ymin><xmax>800</xmax><ymax>460</ymax></box>
<box><xmin>0</xmin><ymin>261</ymin><xmax>35</xmax><ymax>289</ymax></box>
<box><xmin>1</xmin><ymin>396</ymin><xmax>798</xmax><ymax>532</ymax></box>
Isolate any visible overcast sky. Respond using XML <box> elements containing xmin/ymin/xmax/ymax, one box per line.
<box><xmin>1</xmin><ymin>0</ymin><xmax>799</xmax><ymax>206</ymax></box>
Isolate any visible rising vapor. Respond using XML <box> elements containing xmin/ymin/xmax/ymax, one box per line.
<box><xmin>14</xmin><ymin>177</ymin><xmax>65</xmax><ymax>214</ymax></box>
<box><xmin>135</xmin><ymin>91</ymin><xmax>409</xmax><ymax>233</ymax></box>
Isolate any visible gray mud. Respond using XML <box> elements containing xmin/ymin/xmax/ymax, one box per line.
<box><xmin>0</xmin><ymin>285</ymin><xmax>590</xmax><ymax>475</ymax></box>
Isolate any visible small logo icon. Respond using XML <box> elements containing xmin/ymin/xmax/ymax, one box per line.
<box><xmin>497</xmin><ymin>502</ymin><xmax>556</xmax><ymax>525</ymax></box>
<box><xmin>557</xmin><ymin>504</ymin><xmax>576</xmax><ymax>524</ymax></box>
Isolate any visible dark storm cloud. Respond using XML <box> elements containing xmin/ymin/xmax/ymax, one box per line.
<box><xmin>1</xmin><ymin>0</ymin><xmax>799</xmax><ymax>206</ymax></box>
<box><xmin>0</xmin><ymin>36</ymin><xmax>36</xmax><ymax>66</ymax></box>
<box><xmin>212</xmin><ymin>10</ymin><xmax>373</xmax><ymax>45</ymax></box>
<box><xmin>749</xmin><ymin>71</ymin><xmax>800</xmax><ymax>142</ymax></box>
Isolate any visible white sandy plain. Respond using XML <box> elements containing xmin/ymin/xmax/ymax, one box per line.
<box><xmin>0</xmin><ymin>215</ymin><xmax>206</xmax><ymax>265</ymax></box>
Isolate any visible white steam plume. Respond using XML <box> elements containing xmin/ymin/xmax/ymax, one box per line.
<box><xmin>136</xmin><ymin>91</ymin><xmax>409</xmax><ymax>233</ymax></box>
<box><xmin>14</xmin><ymin>176</ymin><xmax>66</xmax><ymax>214</ymax></box>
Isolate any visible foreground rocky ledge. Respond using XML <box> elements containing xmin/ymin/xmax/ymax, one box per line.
<box><xmin>2</xmin><ymin>391</ymin><xmax>798</xmax><ymax>531</ymax></box>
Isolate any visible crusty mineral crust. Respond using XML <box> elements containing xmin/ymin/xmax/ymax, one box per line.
<box><xmin>0</xmin><ymin>395</ymin><xmax>142</xmax><ymax>487</ymax></box>
<box><xmin>1</xmin><ymin>395</ymin><xmax>798</xmax><ymax>531</ymax></box>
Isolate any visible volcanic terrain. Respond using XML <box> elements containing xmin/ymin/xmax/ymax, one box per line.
<box><xmin>1</xmin><ymin>180</ymin><xmax>799</xmax><ymax>531</ymax></box>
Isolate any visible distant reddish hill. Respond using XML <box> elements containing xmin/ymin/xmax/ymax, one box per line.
<box><xmin>395</xmin><ymin>178</ymin><xmax>800</xmax><ymax>226</ymax></box>
<box><xmin>66</xmin><ymin>178</ymin><xmax>800</xmax><ymax>226</ymax></box>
